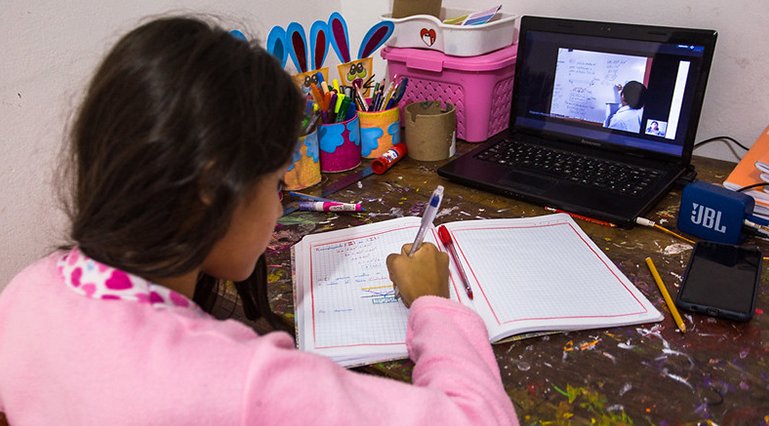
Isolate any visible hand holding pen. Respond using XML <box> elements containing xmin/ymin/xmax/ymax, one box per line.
<box><xmin>409</xmin><ymin>185</ymin><xmax>444</xmax><ymax>256</ymax></box>
<box><xmin>385</xmin><ymin>185</ymin><xmax>448</xmax><ymax>306</ymax></box>
<box><xmin>386</xmin><ymin>242</ymin><xmax>450</xmax><ymax>308</ymax></box>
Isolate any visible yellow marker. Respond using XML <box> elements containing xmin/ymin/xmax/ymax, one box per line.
<box><xmin>335</xmin><ymin>93</ymin><xmax>345</xmax><ymax>114</ymax></box>
<box><xmin>645</xmin><ymin>257</ymin><xmax>686</xmax><ymax>333</ymax></box>
<box><xmin>332</xmin><ymin>78</ymin><xmax>340</xmax><ymax>92</ymax></box>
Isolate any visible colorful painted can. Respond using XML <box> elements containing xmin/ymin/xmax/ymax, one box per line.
<box><xmin>283</xmin><ymin>129</ymin><xmax>321</xmax><ymax>190</ymax></box>
<box><xmin>371</xmin><ymin>143</ymin><xmax>408</xmax><ymax>175</ymax></box>
<box><xmin>358</xmin><ymin>106</ymin><xmax>401</xmax><ymax>159</ymax></box>
<box><xmin>318</xmin><ymin>114</ymin><xmax>361</xmax><ymax>173</ymax></box>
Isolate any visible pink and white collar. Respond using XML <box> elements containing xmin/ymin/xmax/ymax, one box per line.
<box><xmin>58</xmin><ymin>247</ymin><xmax>201</xmax><ymax>313</ymax></box>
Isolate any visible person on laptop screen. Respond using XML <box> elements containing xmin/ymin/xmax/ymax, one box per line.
<box><xmin>604</xmin><ymin>81</ymin><xmax>647</xmax><ymax>133</ymax></box>
<box><xmin>646</xmin><ymin>120</ymin><xmax>665</xmax><ymax>136</ymax></box>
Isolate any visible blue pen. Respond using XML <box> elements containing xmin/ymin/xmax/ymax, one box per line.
<box><xmin>392</xmin><ymin>77</ymin><xmax>408</xmax><ymax>104</ymax></box>
<box><xmin>386</xmin><ymin>78</ymin><xmax>408</xmax><ymax>110</ymax></box>
<box><xmin>409</xmin><ymin>185</ymin><xmax>444</xmax><ymax>256</ymax></box>
<box><xmin>288</xmin><ymin>191</ymin><xmax>337</xmax><ymax>203</ymax></box>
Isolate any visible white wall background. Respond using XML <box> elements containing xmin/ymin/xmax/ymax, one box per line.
<box><xmin>1</xmin><ymin>0</ymin><xmax>767</xmax><ymax>290</ymax></box>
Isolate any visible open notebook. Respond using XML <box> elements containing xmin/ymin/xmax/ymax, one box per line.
<box><xmin>291</xmin><ymin>214</ymin><xmax>662</xmax><ymax>367</ymax></box>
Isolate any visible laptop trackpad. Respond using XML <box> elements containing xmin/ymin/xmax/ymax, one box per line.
<box><xmin>499</xmin><ymin>171</ymin><xmax>558</xmax><ymax>195</ymax></box>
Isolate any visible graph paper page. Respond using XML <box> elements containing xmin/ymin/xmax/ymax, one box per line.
<box><xmin>445</xmin><ymin>214</ymin><xmax>661</xmax><ymax>340</ymax></box>
<box><xmin>294</xmin><ymin>216</ymin><xmax>442</xmax><ymax>361</ymax></box>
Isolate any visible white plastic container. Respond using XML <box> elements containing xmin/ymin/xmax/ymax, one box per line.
<box><xmin>381</xmin><ymin>8</ymin><xmax>517</xmax><ymax>57</ymax></box>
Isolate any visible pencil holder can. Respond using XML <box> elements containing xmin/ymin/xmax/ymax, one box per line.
<box><xmin>283</xmin><ymin>129</ymin><xmax>321</xmax><ymax>190</ymax></box>
<box><xmin>404</xmin><ymin>101</ymin><xmax>456</xmax><ymax>161</ymax></box>
<box><xmin>358</xmin><ymin>106</ymin><xmax>402</xmax><ymax>159</ymax></box>
<box><xmin>318</xmin><ymin>114</ymin><xmax>361</xmax><ymax>173</ymax></box>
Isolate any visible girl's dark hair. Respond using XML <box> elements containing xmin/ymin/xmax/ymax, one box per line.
<box><xmin>621</xmin><ymin>81</ymin><xmax>647</xmax><ymax>109</ymax></box>
<box><xmin>62</xmin><ymin>16</ymin><xmax>304</xmax><ymax>279</ymax></box>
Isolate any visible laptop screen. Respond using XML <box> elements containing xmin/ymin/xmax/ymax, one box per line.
<box><xmin>512</xmin><ymin>17</ymin><xmax>717</xmax><ymax>160</ymax></box>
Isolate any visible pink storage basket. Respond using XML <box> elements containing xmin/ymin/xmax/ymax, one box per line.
<box><xmin>382</xmin><ymin>44</ymin><xmax>516</xmax><ymax>142</ymax></box>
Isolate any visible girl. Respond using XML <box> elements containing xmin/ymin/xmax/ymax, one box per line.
<box><xmin>0</xmin><ymin>16</ymin><xmax>518</xmax><ymax>425</ymax></box>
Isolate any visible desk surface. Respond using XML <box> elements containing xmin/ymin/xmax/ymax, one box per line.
<box><xmin>260</xmin><ymin>143</ymin><xmax>768</xmax><ymax>424</ymax></box>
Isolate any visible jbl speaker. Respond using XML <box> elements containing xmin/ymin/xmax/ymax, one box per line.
<box><xmin>677</xmin><ymin>181</ymin><xmax>754</xmax><ymax>244</ymax></box>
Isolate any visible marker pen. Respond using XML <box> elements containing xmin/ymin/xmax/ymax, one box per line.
<box><xmin>297</xmin><ymin>201</ymin><xmax>364</xmax><ymax>212</ymax></box>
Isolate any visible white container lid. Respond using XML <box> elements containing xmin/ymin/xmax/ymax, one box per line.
<box><xmin>381</xmin><ymin>8</ymin><xmax>518</xmax><ymax>57</ymax></box>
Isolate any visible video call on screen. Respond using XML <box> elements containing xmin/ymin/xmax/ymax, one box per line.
<box><xmin>513</xmin><ymin>31</ymin><xmax>708</xmax><ymax>157</ymax></box>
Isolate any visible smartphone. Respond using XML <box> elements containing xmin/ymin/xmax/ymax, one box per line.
<box><xmin>675</xmin><ymin>241</ymin><xmax>762</xmax><ymax>321</ymax></box>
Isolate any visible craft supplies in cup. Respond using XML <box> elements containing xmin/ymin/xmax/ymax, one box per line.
<box><xmin>319</xmin><ymin>114</ymin><xmax>361</xmax><ymax>173</ymax></box>
<box><xmin>404</xmin><ymin>101</ymin><xmax>456</xmax><ymax>161</ymax></box>
<box><xmin>358</xmin><ymin>107</ymin><xmax>401</xmax><ymax>159</ymax></box>
<box><xmin>283</xmin><ymin>129</ymin><xmax>321</xmax><ymax>190</ymax></box>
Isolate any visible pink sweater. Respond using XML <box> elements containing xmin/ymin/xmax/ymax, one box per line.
<box><xmin>0</xmin><ymin>252</ymin><xmax>518</xmax><ymax>425</ymax></box>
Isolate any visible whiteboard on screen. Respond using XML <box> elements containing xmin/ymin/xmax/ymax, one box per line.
<box><xmin>550</xmin><ymin>49</ymin><xmax>648</xmax><ymax>124</ymax></box>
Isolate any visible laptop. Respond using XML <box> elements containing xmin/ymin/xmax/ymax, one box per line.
<box><xmin>437</xmin><ymin>16</ymin><xmax>717</xmax><ymax>227</ymax></box>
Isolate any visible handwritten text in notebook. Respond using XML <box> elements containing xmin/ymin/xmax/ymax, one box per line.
<box><xmin>308</xmin><ymin>224</ymin><xmax>439</xmax><ymax>350</ymax></box>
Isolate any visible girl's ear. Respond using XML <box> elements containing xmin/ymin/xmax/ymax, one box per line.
<box><xmin>286</xmin><ymin>22</ymin><xmax>308</xmax><ymax>73</ymax></box>
<box><xmin>266</xmin><ymin>26</ymin><xmax>289</xmax><ymax>69</ymax></box>
<box><xmin>357</xmin><ymin>21</ymin><xmax>394</xmax><ymax>59</ymax></box>
<box><xmin>328</xmin><ymin>12</ymin><xmax>351</xmax><ymax>63</ymax></box>
<box><xmin>309</xmin><ymin>20</ymin><xmax>329</xmax><ymax>71</ymax></box>
<box><xmin>197</xmin><ymin>161</ymin><xmax>219</xmax><ymax>206</ymax></box>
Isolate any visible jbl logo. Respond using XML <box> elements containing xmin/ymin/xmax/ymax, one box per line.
<box><xmin>690</xmin><ymin>203</ymin><xmax>726</xmax><ymax>233</ymax></box>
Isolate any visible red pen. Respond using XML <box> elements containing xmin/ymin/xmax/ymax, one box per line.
<box><xmin>437</xmin><ymin>225</ymin><xmax>474</xmax><ymax>300</ymax></box>
<box><xmin>544</xmin><ymin>206</ymin><xmax>617</xmax><ymax>228</ymax></box>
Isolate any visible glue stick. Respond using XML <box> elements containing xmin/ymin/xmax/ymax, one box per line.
<box><xmin>372</xmin><ymin>144</ymin><xmax>408</xmax><ymax>175</ymax></box>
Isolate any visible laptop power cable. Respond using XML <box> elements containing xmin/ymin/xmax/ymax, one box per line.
<box><xmin>635</xmin><ymin>217</ymin><xmax>697</xmax><ymax>245</ymax></box>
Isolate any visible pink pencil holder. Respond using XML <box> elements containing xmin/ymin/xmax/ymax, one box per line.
<box><xmin>318</xmin><ymin>114</ymin><xmax>361</xmax><ymax>173</ymax></box>
<box><xmin>283</xmin><ymin>129</ymin><xmax>321</xmax><ymax>190</ymax></box>
<box><xmin>358</xmin><ymin>106</ymin><xmax>401</xmax><ymax>159</ymax></box>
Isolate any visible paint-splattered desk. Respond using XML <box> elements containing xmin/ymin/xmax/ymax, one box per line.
<box><xmin>254</xmin><ymin>145</ymin><xmax>768</xmax><ymax>425</ymax></box>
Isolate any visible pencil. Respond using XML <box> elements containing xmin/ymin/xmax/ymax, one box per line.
<box><xmin>645</xmin><ymin>257</ymin><xmax>686</xmax><ymax>333</ymax></box>
<box><xmin>544</xmin><ymin>206</ymin><xmax>616</xmax><ymax>228</ymax></box>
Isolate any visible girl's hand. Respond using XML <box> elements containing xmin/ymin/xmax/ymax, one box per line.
<box><xmin>386</xmin><ymin>243</ymin><xmax>449</xmax><ymax>308</ymax></box>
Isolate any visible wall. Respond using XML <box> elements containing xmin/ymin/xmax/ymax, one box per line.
<box><xmin>0</xmin><ymin>0</ymin><xmax>340</xmax><ymax>290</ymax></box>
<box><xmin>1</xmin><ymin>0</ymin><xmax>768</xmax><ymax>290</ymax></box>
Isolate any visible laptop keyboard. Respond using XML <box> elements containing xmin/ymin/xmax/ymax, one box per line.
<box><xmin>475</xmin><ymin>139</ymin><xmax>663</xmax><ymax>197</ymax></box>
